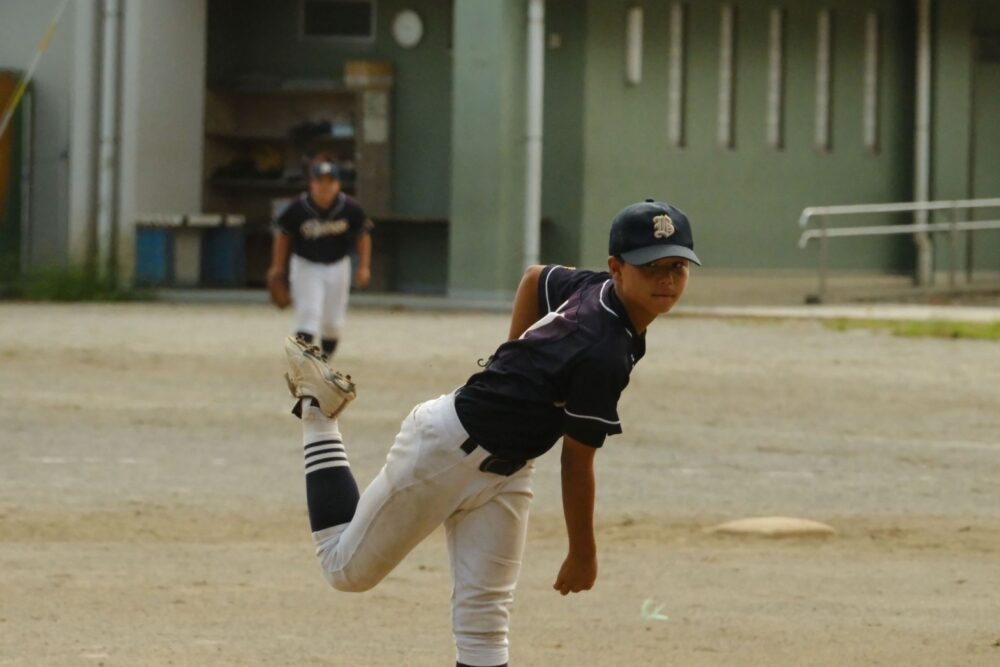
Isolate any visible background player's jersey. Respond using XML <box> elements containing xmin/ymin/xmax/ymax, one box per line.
<box><xmin>275</xmin><ymin>192</ymin><xmax>373</xmax><ymax>264</ymax></box>
<box><xmin>455</xmin><ymin>264</ymin><xmax>645</xmax><ymax>461</ymax></box>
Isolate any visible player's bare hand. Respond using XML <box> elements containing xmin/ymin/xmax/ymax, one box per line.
<box><xmin>355</xmin><ymin>266</ymin><xmax>371</xmax><ymax>288</ymax></box>
<box><xmin>553</xmin><ymin>553</ymin><xmax>597</xmax><ymax>595</ymax></box>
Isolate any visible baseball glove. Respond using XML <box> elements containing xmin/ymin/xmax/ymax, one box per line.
<box><xmin>267</xmin><ymin>268</ymin><xmax>292</xmax><ymax>309</ymax></box>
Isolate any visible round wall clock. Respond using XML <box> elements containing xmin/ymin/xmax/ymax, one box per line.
<box><xmin>392</xmin><ymin>10</ymin><xmax>424</xmax><ymax>49</ymax></box>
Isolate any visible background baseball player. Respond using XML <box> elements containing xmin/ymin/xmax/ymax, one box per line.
<box><xmin>267</xmin><ymin>153</ymin><xmax>373</xmax><ymax>358</ymax></box>
<box><xmin>283</xmin><ymin>199</ymin><xmax>701</xmax><ymax>667</ymax></box>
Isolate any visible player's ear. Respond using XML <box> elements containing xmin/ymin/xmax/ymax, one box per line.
<box><xmin>608</xmin><ymin>255</ymin><xmax>624</xmax><ymax>280</ymax></box>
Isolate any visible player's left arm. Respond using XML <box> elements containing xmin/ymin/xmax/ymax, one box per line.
<box><xmin>553</xmin><ymin>434</ymin><xmax>598</xmax><ymax>596</ymax></box>
<box><xmin>354</xmin><ymin>227</ymin><xmax>372</xmax><ymax>288</ymax></box>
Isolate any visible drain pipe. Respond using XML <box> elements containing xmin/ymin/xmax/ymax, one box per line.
<box><xmin>913</xmin><ymin>0</ymin><xmax>933</xmax><ymax>285</ymax></box>
<box><xmin>523</xmin><ymin>0</ymin><xmax>545</xmax><ymax>269</ymax></box>
<box><xmin>96</xmin><ymin>0</ymin><xmax>121</xmax><ymax>279</ymax></box>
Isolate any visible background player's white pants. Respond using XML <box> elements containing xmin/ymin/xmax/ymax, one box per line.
<box><xmin>289</xmin><ymin>254</ymin><xmax>351</xmax><ymax>341</ymax></box>
<box><xmin>312</xmin><ymin>392</ymin><xmax>534</xmax><ymax>667</ymax></box>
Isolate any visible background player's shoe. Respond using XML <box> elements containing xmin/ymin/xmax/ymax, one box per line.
<box><xmin>283</xmin><ymin>335</ymin><xmax>356</xmax><ymax>418</ymax></box>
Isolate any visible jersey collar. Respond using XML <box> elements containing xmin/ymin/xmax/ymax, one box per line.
<box><xmin>598</xmin><ymin>280</ymin><xmax>641</xmax><ymax>339</ymax></box>
<box><xmin>304</xmin><ymin>191</ymin><xmax>345</xmax><ymax>219</ymax></box>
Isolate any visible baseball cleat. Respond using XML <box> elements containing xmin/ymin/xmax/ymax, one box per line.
<box><xmin>283</xmin><ymin>335</ymin><xmax>356</xmax><ymax>419</ymax></box>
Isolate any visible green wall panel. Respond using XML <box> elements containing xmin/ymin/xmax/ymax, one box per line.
<box><xmin>448</xmin><ymin>0</ymin><xmax>527</xmax><ymax>298</ymax></box>
<box><xmin>540</xmin><ymin>0</ymin><xmax>586</xmax><ymax>268</ymax></box>
<box><xmin>579</xmin><ymin>0</ymin><xmax>917</xmax><ymax>273</ymax></box>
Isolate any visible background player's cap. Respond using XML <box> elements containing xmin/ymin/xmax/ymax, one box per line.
<box><xmin>309</xmin><ymin>161</ymin><xmax>340</xmax><ymax>180</ymax></box>
<box><xmin>609</xmin><ymin>199</ymin><xmax>702</xmax><ymax>266</ymax></box>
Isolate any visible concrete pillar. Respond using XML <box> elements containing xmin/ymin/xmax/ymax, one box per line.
<box><xmin>448</xmin><ymin>0</ymin><xmax>528</xmax><ymax>301</ymax></box>
<box><xmin>118</xmin><ymin>0</ymin><xmax>206</xmax><ymax>284</ymax></box>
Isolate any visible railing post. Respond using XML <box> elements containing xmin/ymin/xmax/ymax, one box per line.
<box><xmin>818</xmin><ymin>215</ymin><xmax>829</xmax><ymax>301</ymax></box>
<box><xmin>965</xmin><ymin>222</ymin><xmax>974</xmax><ymax>284</ymax></box>
<box><xmin>948</xmin><ymin>204</ymin><xmax>958</xmax><ymax>288</ymax></box>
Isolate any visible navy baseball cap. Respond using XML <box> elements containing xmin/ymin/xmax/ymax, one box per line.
<box><xmin>609</xmin><ymin>199</ymin><xmax>701</xmax><ymax>266</ymax></box>
<box><xmin>309</xmin><ymin>161</ymin><xmax>340</xmax><ymax>179</ymax></box>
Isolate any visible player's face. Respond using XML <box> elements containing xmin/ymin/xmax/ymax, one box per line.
<box><xmin>309</xmin><ymin>176</ymin><xmax>341</xmax><ymax>206</ymax></box>
<box><xmin>610</xmin><ymin>255</ymin><xmax>690</xmax><ymax>326</ymax></box>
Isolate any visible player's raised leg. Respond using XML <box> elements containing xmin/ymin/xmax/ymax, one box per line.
<box><xmin>285</xmin><ymin>335</ymin><xmax>360</xmax><ymax>531</ymax></box>
<box><xmin>285</xmin><ymin>337</ymin><xmax>498</xmax><ymax>593</ymax></box>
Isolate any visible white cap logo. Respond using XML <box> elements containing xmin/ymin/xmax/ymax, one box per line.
<box><xmin>652</xmin><ymin>214</ymin><xmax>675</xmax><ymax>239</ymax></box>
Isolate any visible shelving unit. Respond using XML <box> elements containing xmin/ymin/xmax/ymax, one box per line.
<box><xmin>202</xmin><ymin>79</ymin><xmax>392</xmax><ymax>285</ymax></box>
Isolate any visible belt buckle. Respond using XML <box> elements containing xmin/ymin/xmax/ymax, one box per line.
<box><xmin>479</xmin><ymin>455</ymin><xmax>525</xmax><ymax>477</ymax></box>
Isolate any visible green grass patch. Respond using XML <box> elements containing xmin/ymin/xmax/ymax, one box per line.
<box><xmin>0</xmin><ymin>264</ymin><xmax>149</xmax><ymax>302</ymax></box>
<box><xmin>823</xmin><ymin>318</ymin><xmax>1000</xmax><ymax>341</ymax></box>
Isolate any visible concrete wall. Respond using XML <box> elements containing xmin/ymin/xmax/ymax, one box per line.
<box><xmin>577</xmin><ymin>0</ymin><xmax>916</xmax><ymax>273</ymax></box>
<box><xmin>540</xmin><ymin>0</ymin><xmax>587</xmax><ymax>269</ymax></box>
<box><xmin>448</xmin><ymin>0</ymin><xmax>527</xmax><ymax>299</ymax></box>
<box><xmin>118</xmin><ymin>0</ymin><xmax>207</xmax><ymax>281</ymax></box>
<box><xmin>0</xmin><ymin>0</ymin><xmax>76</xmax><ymax>269</ymax></box>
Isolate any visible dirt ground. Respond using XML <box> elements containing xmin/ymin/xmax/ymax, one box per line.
<box><xmin>1</xmin><ymin>301</ymin><xmax>999</xmax><ymax>666</ymax></box>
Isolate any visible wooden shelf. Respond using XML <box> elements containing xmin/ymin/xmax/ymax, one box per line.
<box><xmin>205</xmin><ymin>132</ymin><xmax>355</xmax><ymax>143</ymax></box>
<box><xmin>208</xmin><ymin>178</ymin><xmax>304</xmax><ymax>191</ymax></box>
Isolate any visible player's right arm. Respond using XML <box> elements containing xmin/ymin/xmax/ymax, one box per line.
<box><xmin>553</xmin><ymin>434</ymin><xmax>598</xmax><ymax>596</ymax></box>
<box><xmin>507</xmin><ymin>265</ymin><xmax>545</xmax><ymax>340</ymax></box>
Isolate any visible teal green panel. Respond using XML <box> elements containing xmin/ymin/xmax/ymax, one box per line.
<box><xmin>974</xmin><ymin>0</ymin><xmax>1000</xmax><ymax>29</ymax></box>
<box><xmin>540</xmin><ymin>0</ymin><xmax>586</xmax><ymax>268</ymax></box>
<box><xmin>448</xmin><ymin>0</ymin><xmax>526</xmax><ymax>297</ymax></box>
<box><xmin>932</xmin><ymin>0</ymin><xmax>973</xmax><ymax>203</ymax></box>
<box><xmin>970</xmin><ymin>61</ymin><xmax>1000</xmax><ymax>271</ymax></box>
<box><xmin>205</xmin><ymin>0</ymin><xmax>452</xmax><ymax>218</ymax></box>
<box><xmin>579</xmin><ymin>0</ymin><xmax>917</xmax><ymax>273</ymax></box>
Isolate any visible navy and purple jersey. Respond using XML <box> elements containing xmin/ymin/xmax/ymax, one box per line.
<box><xmin>454</xmin><ymin>264</ymin><xmax>645</xmax><ymax>460</ymax></box>
<box><xmin>275</xmin><ymin>192</ymin><xmax>373</xmax><ymax>264</ymax></box>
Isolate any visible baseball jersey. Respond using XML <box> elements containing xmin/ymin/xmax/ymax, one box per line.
<box><xmin>454</xmin><ymin>264</ymin><xmax>645</xmax><ymax>461</ymax></box>
<box><xmin>275</xmin><ymin>192</ymin><xmax>372</xmax><ymax>264</ymax></box>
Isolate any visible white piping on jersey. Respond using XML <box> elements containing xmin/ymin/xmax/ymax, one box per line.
<box><xmin>599</xmin><ymin>280</ymin><xmax>633</xmax><ymax>337</ymax></box>
<box><xmin>544</xmin><ymin>264</ymin><xmax>568</xmax><ymax>312</ymax></box>
<box><xmin>598</xmin><ymin>281</ymin><xmax>617</xmax><ymax>318</ymax></box>
<box><xmin>564</xmin><ymin>407</ymin><xmax>621</xmax><ymax>426</ymax></box>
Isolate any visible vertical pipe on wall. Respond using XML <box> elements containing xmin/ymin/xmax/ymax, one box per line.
<box><xmin>625</xmin><ymin>6</ymin><xmax>643</xmax><ymax>85</ymax></box>
<box><xmin>913</xmin><ymin>0</ymin><xmax>933</xmax><ymax>286</ymax></box>
<box><xmin>523</xmin><ymin>0</ymin><xmax>545</xmax><ymax>269</ymax></box>
<box><xmin>96</xmin><ymin>0</ymin><xmax>121</xmax><ymax>279</ymax></box>
<box><xmin>69</xmin><ymin>0</ymin><xmax>101</xmax><ymax>267</ymax></box>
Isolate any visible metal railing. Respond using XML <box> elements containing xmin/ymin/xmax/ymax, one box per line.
<box><xmin>798</xmin><ymin>198</ymin><xmax>1000</xmax><ymax>302</ymax></box>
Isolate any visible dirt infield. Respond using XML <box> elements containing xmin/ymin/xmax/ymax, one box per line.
<box><xmin>1</xmin><ymin>302</ymin><xmax>998</xmax><ymax>666</ymax></box>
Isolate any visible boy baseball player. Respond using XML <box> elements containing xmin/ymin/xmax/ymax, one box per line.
<box><xmin>267</xmin><ymin>154</ymin><xmax>373</xmax><ymax>358</ymax></box>
<box><xmin>283</xmin><ymin>199</ymin><xmax>700</xmax><ymax>666</ymax></box>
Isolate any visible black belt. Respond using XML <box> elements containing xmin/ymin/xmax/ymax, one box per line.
<box><xmin>460</xmin><ymin>438</ymin><xmax>527</xmax><ymax>477</ymax></box>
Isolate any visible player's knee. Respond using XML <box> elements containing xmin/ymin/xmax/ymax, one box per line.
<box><xmin>322</xmin><ymin>566</ymin><xmax>380</xmax><ymax>593</ymax></box>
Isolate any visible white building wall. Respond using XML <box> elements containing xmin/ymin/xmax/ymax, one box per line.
<box><xmin>118</xmin><ymin>0</ymin><xmax>206</xmax><ymax>283</ymax></box>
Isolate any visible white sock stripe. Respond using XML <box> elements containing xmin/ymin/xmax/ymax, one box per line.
<box><xmin>305</xmin><ymin>459</ymin><xmax>352</xmax><ymax>474</ymax></box>
<box><xmin>304</xmin><ymin>444</ymin><xmax>345</xmax><ymax>457</ymax></box>
<box><xmin>305</xmin><ymin>451</ymin><xmax>347</xmax><ymax>466</ymax></box>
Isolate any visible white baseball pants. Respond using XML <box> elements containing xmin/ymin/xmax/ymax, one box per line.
<box><xmin>312</xmin><ymin>392</ymin><xmax>535</xmax><ymax>667</ymax></box>
<box><xmin>289</xmin><ymin>254</ymin><xmax>351</xmax><ymax>341</ymax></box>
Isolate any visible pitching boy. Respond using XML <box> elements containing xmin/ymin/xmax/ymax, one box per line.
<box><xmin>283</xmin><ymin>199</ymin><xmax>701</xmax><ymax>666</ymax></box>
